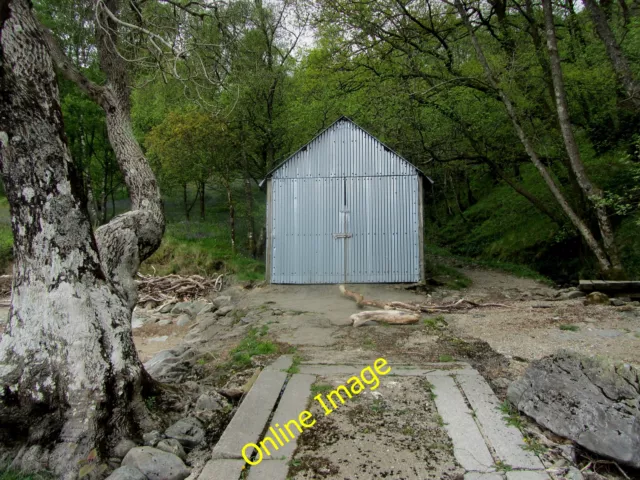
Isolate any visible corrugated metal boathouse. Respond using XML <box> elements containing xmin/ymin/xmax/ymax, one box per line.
<box><xmin>263</xmin><ymin>117</ymin><xmax>430</xmax><ymax>284</ymax></box>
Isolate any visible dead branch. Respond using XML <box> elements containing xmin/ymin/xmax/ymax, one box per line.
<box><xmin>339</xmin><ymin>284</ymin><xmax>510</xmax><ymax>317</ymax></box>
<box><xmin>351</xmin><ymin>310</ymin><xmax>421</xmax><ymax>327</ymax></box>
<box><xmin>136</xmin><ymin>272</ymin><xmax>224</xmax><ymax>305</ymax></box>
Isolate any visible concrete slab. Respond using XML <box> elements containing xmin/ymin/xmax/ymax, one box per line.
<box><xmin>427</xmin><ymin>374</ymin><xmax>495</xmax><ymax>472</ymax></box>
<box><xmin>212</xmin><ymin>370</ymin><xmax>287</xmax><ymax>460</ymax></box>
<box><xmin>456</xmin><ymin>373</ymin><xmax>544</xmax><ymax>470</ymax></box>
<box><xmin>505</xmin><ymin>472</ymin><xmax>550</xmax><ymax>480</ymax></box>
<box><xmin>465</xmin><ymin>473</ymin><xmax>504</xmax><ymax>480</ymax></box>
<box><xmin>246</xmin><ymin>460</ymin><xmax>289</xmax><ymax>480</ymax></box>
<box><xmin>197</xmin><ymin>459</ymin><xmax>244</xmax><ymax>480</ymax></box>
<box><xmin>268</xmin><ymin>373</ymin><xmax>316</xmax><ymax>459</ymax></box>
<box><xmin>298</xmin><ymin>365</ymin><xmax>362</xmax><ymax>375</ymax></box>
<box><xmin>265</xmin><ymin>355</ymin><xmax>293</xmax><ymax>371</ymax></box>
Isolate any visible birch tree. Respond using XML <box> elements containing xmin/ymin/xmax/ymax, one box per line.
<box><xmin>0</xmin><ymin>0</ymin><xmax>163</xmax><ymax>475</ymax></box>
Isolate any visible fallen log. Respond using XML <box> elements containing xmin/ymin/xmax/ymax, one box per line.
<box><xmin>350</xmin><ymin>310</ymin><xmax>421</xmax><ymax>327</ymax></box>
<box><xmin>339</xmin><ymin>284</ymin><xmax>509</xmax><ymax>317</ymax></box>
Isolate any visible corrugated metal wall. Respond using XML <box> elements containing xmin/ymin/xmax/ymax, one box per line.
<box><xmin>269</xmin><ymin>119</ymin><xmax>422</xmax><ymax>284</ymax></box>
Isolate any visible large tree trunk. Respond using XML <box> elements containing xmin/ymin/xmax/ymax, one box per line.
<box><xmin>454</xmin><ymin>0</ymin><xmax>615</xmax><ymax>274</ymax></box>
<box><xmin>0</xmin><ymin>1</ymin><xmax>156</xmax><ymax>477</ymax></box>
<box><xmin>582</xmin><ymin>0</ymin><xmax>640</xmax><ymax>109</ymax></box>
<box><xmin>542</xmin><ymin>0</ymin><xmax>622</xmax><ymax>273</ymax></box>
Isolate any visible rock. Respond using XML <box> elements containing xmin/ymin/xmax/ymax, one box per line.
<box><xmin>122</xmin><ymin>447</ymin><xmax>190</xmax><ymax>480</ymax></box>
<box><xmin>215</xmin><ymin>305</ymin><xmax>234</xmax><ymax>317</ymax></box>
<box><xmin>191</xmin><ymin>301</ymin><xmax>210</xmax><ymax>315</ymax></box>
<box><xmin>197</xmin><ymin>313</ymin><xmax>218</xmax><ymax>331</ymax></box>
<box><xmin>10</xmin><ymin>445</ymin><xmax>49</xmax><ymax>473</ymax></box>
<box><xmin>176</xmin><ymin>314</ymin><xmax>191</xmax><ymax>326</ymax></box>
<box><xmin>212</xmin><ymin>295</ymin><xmax>232</xmax><ymax>307</ymax></box>
<box><xmin>105</xmin><ymin>466</ymin><xmax>147</xmax><ymax>480</ymax></box>
<box><xmin>164</xmin><ymin>417</ymin><xmax>205</xmax><ymax>448</ymax></box>
<box><xmin>507</xmin><ymin>350</ymin><xmax>640</xmax><ymax>468</ymax></box>
<box><xmin>559</xmin><ymin>290</ymin><xmax>585</xmax><ymax>300</ymax></box>
<box><xmin>492</xmin><ymin>377</ymin><xmax>511</xmax><ymax>389</ymax></box>
<box><xmin>149</xmin><ymin>335</ymin><xmax>169</xmax><ymax>342</ymax></box>
<box><xmin>144</xmin><ymin>300</ymin><xmax>159</xmax><ymax>310</ymax></box>
<box><xmin>197</xmin><ymin>304</ymin><xmax>216</xmax><ymax>316</ymax></box>
<box><xmin>113</xmin><ymin>438</ymin><xmax>138</xmax><ymax>458</ymax></box>
<box><xmin>584</xmin><ymin>291</ymin><xmax>609</xmax><ymax>305</ymax></box>
<box><xmin>565</xmin><ymin>467</ymin><xmax>584</xmax><ymax>480</ymax></box>
<box><xmin>610</xmin><ymin>298</ymin><xmax>626</xmax><ymax>306</ymax></box>
<box><xmin>144</xmin><ymin>347</ymin><xmax>198</xmax><ymax>382</ymax></box>
<box><xmin>158</xmin><ymin>302</ymin><xmax>176</xmax><ymax>313</ymax></box>
<box><xmin>143</xmin><ymin>430</ymin><xmax>164</xmax><ymax>447</ymax></box>
<box><xmin>195</xmin><ymin>392</ymin><xmax>228</xmax><ymax>412</ymax></box>
<box><xmin>172</xmin><ymin>302</ymin><xmax>197</xmax><ymax>317</ymax></box>
<box><xmin>156</xmin><ymin>439</ymin><xmax>187</xmax><ymax>461</ymax></box>
<box><xmin>157</xmin><ymin>319</ymin><xmax>172</xmax><ymax>326</ymax></box>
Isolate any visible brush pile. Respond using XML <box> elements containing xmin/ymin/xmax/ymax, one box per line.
<box><xmin>136</xmin><ymin>273</ymin><xmax>223</xmax><ymax>304</ymax></box>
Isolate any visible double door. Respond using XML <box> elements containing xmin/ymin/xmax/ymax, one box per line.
<box><xmin>270</xmin><ymin>175</ymin><xmax>421</xmax><ymax>284</ymax></box>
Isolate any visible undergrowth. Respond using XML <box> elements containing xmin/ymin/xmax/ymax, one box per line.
<box><xmin>228</xmin><ymin>325</ymin><xmax>277</xmax><ymax>369</ymax></box>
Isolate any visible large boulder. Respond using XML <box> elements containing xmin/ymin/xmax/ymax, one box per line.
<box><xmin>507</xmin><ymin>351</ymin><xmax>640</xmax><ymax>468</ymax></box>
<box><xmin>144</xmin><ymin>346</ymin><xmax>198</xmax><ymax>382</ymax></box>
<box><xmin>122</xmin><ymin>447</ymin><xmax>190</xmax><ymax>480</ymax></box>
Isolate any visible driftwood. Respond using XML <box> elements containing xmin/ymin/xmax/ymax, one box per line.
<box><xmin>136</xmin><ymin>272</ymin><xmax>223</xmax><ymax>305</ymax></box>
<box><xmin>350</xmin><ymin>310</ymin><xmax>421</xmax><ymax>327</ymax></box>
<box><xmin>339</xmin><ymin>285</ymin><xmax>509</xmax><ymax>320</ymax></box>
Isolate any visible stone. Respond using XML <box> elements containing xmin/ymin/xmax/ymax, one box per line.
<box><xmin>559</xmin><ymin>290</ymin><xmax>585</xmax><ymax>300</ymax></box>
<box><xmin>165</xmin><ymin>417</ymin><xmax>206</xmax><ymax>448</ymax></box>
<box><xmin>157</xmin><ymin>319</ymin><xmax>172</xmax><ymax>326</ymax></box>
<box><xmin>122</xmin><ymin>447</ymin><xmax>190</xmax><ymax>480</ymax></box>
<box><xmin>215</xmin><ymin>305</ymin><xmax>234</xmax><ymax>317</ymax></box>
<box><xmin>195</xmin><ymin>392</ymin><xmax>228</xmax><ymax>412</ymax></box>
<box><xmin>105</xmin><ymin>466</ymin><xmax>147</xmax><ymax>480</ymax></box>
<box><xmin>159</xmin><ymin>303</ymin><xmax>176</xmax><ymax>313</ymax></box>
<box><xmin>191</xmin><ymin>301</ymin><xmax>210</xmax><ymax>315</ymax></box>
<box><xmin>176</xmin><ymin>314</ymin><xmax>191</xmax><ymax>326</ymax></box>
<box><xmin>197</xmin><ymin>304</ymin><xmax>216</xmax><ymax>316</ymax></box>
<box><xmin>507</xmin><ymin>350</ymin><xmax>640</xmax><ymax>468</ymax></box>
<box><xmin>144</xmin><ymin>347</ymin><xmax>198</xmax><ymax>382</ymax></box>
<box><xmin>212</xmin><ymin>295</ymin><xmax>232</xmax><ymax>307</ymax></box>
<box><xmin>172</xmin><ymin>302</ymin><xmax>198</xmax><ymax>317</ymax></box>
<box><xmin>584</xmin><ymin>292</ymin><xmax>609</xmax><ymax>305</ymax></box>
<box><xmin>565</xmin><ymin>467</ymin><xmax>584</xmax><ymax>480</ymax></box>
<box><xmin>149</xmin><ymin>335</ymin><xmax>169</xmax><ymax>342</ymax></box>
<box><xmin>610</xmin><ymin>298</ymin><xmax>626</xmax><ymax>306</ymax></box>
<box><xmin>492</xmin><ymin>377</ymin><xmax>511</xmax><ymax>389</ymax></box>
<box><xmin>113</xmin><ymin>438</ymin><xmax>138</xmax><ymax>458</ymax></box>
<box><xmin>143</xmin><ymin>430</ymin><xmax>164</xmax><ymax>447</ymax></box>
<box><xmin>197</xmin><ymin>313</ymin><xmax>218</xmax><ymax>331</ymax></box>
<box><xmin>156</xmin><ymin>439</ymin><xmax>187</xmax><ymax>461</ymax></box>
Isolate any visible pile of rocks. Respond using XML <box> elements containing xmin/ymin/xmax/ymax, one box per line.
<box><xmin>107</xmin><ymin>392</ymin><xmax>231</xmax><ymax>480</ymax></box>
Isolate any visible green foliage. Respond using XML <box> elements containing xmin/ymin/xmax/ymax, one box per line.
<box><xmin>438</xmin><ymin>354</ymin><xmax>455</xmax><ymax>362</ymax></box>
<box><xmin>559</xmin><ymin>324</ymin><xmax>580</xmax><ymax>332</ymax></box>
<box><xmin>229</xmin><ymin>326</ymin><xmax>277</xmax><ymax>368</ymax></box>
<box><xmin>310</xmin><ymin>383</ymin><xmax>333</xmax><ymax>395</ymax></box>
<box><xmin>500</xmin><ymin>401</ymin><xmax>524</xmax><ymax>431</ymax></box>
<box><xmin>0</xmin><ymin>468</ymin><xmax>53</xmax><ymax>480</ymax></box>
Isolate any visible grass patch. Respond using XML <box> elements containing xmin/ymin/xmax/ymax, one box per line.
<box><xmin>0</xmin><ymin>223</ymin><xmax>13</xmax><ymax>274</ymax></box>
<box><xmin>0</xmin><ymin>469</ymin><xmax>53</xmax><ymax>480</ymax></box>
<box><xmin>423</xmin><ymin>315</ymin><xmax>447</xmax><ymax>330</ymax></box>
<box><xmin>287</xmin><ymin>353</ymin><xmax>302</xmax><ymax>374</ymax></box>
<box><xmin>559</xmin><ymin>324</ymin><xmax>579</xmax><ymax>332</ymax></box>
<box><xmin>438</xmin><ymin>354</ymin><xmax>455</xmax><ymax>362</ymax></box>
<box><xmin>499</xmin><ymin>400</ymin><xmax>524</xmax><ymax>430</ymax></box>
<box><xmin>310</xmin><ymin>383</ymin><xmax>333</xmax><ymax>395</ymax></box>
<box><xmin>228</xmin><ymin>325</ymin><xmax>276</xmax><ymax>369</ymax></box>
